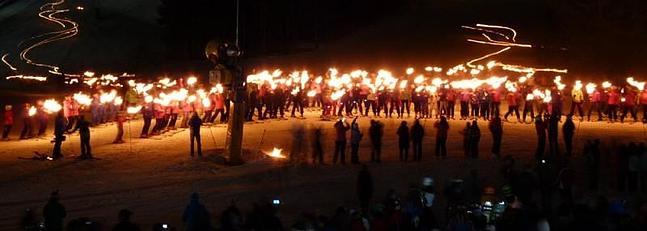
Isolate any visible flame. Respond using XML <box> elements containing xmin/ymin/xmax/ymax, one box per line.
<box><xmin>553</xmin><ymin>76</ymin><xmax>565</xmax><ymax>91</ymax></box>
<box><xmin>99</xmin><ymin>90</ymin><xmax>118</xmax><ymax>104</ymax></box>
<box><xmin>202</xmin><ymin>98</ymin><xmax>211</xmax><ymax>108</ymax></box>
<box><xmin>28</xmin><ymin>106</ymin><xmax>37</xmax><ymax>116</ymax></box>
<box><xmin>406</xmin><ymin>67</ymin><xmax>414</xmax><ymax>75</ymax></box>
<box><xmin>602</xmin><ymin>81</ymin><xmax>612</xmax><ymax>89</ymax></box>
<box><xmin>573</xmin><ymin>80</ymin><xmax>583</xmax><ymax>91</ymax></box>
<box><xmin>127</xmin><ymin>105</ymin><xmax>142</xmax><ymax>114</ymax></box>
<box><xmin>525</xmin><ymin>93</ymin><xmax>534</xmax><ymax>101</ymax></box>
<box><xmin>187</xmin><ymin>76</ymin><xmax>198</xmax><ymax>86</ymax></box>
<box><xmin>585</xmin><ymin>83</ymin><xmax>597</xmax><ymax>94</ymax></box>
<box><xmin>627</xmin><ymin>77</ymin><xmax>645</xmax><ymax>91</ymax></box>
<box><xmin>43</xmin><ymin>99</ymin><xmax>62</xmax><ymax>113</ymax></box>
<box><xmin>114</xmin><ymin>96</ymin><xmax>123</xmax><ymax>106</ymax></box>
<box><xmin>73</xmin><ymin>92</ymin><xmax>92</xmax><ymax>106</ymax></box>
<box><xmin>265</xmin><ymin>147</ymin><xmax>287</xmax><ymax>159</ymax></box>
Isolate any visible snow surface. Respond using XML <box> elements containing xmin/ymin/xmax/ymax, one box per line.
<box><xmin>0</xmin><ymin>110</ymin><xmax>643</xmax><ymax>229</ymax></box>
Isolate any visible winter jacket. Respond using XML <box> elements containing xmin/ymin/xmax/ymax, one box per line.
<box><xmin>411</xmin><ymin>123</ymin><xmax>425</xmax><ymax>142</ymax></box>
<box><xmin>571</xmin><ymin>89</ymin><xmax>584</xmax><ymax>103</ymax></box>
<box><xmin>3</xmin><ymin>109</ymin><xmax>13</xmax><ymax>125</ymax></box>
<box><xmin>607</xmin><ymin>91</ymin><xmax>621</xmax><ymax>105</ymax></box>
<box><xmin>351</xmin><ymin>126</ymin><xmax>363</xmax><ymax>144</ymax></box>
<box><xmin>434</xmin><ymin>121</ymin><xmax>449</xmax><ymax>139</ymax></box>
<box><xmin>334</xmin><ymin>121</ymin><xmax>350</xmax><ymax>142</ymax></box>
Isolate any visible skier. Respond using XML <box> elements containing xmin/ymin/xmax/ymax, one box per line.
<box><xmin>52</xmin><ymin>111</ymin><xmax>66</xmax><ymax>160</ymax></box>
<box><xmin>189</xmin><ymin>112</ymin><xmax>202</xmax><ymax>157</ymax></box>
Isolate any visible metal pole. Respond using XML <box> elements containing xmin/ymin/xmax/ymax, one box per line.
<box><xmin>235</xmin><ymin>0</ymin><xmax>240</xmax><ymax>46</ymax></box>
<box><xmin>208</xmin><ymin>126</ymin><xmax>217</xmax><ymax>148</ymax></box>
<box><xmin>128</xmin><ymin>119</ymin><xmax>133</xmax><ymax>153</ymax></box>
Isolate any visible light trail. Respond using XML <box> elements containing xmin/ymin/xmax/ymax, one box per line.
<box><xmin>2</xmin><ymin>0</ymin><xmax>80</xmax><ymax>74</ymax></box>
<box><xmin>1</xmin><ymin>54</ymin><xmax>17</xmax><ymax>71</ymax></box>
<box><xmin>461</xmin><ymin>23</ymin><xmax>566</xmax><ymax>75</ymax></box>
<box><xmin>5</xmin><ymin>75</ymin><xmax>48</xmax><ymax>81</ymax></box>
<box><xmin>466</xmin><ymin>39</ymin><xmax>532</xmax><ymax>48</ymax></box>
<box><xmin>20</xmin><ymin>3</ymin><xmax>79</xmax><ymax>72</ymax></box>
<box><xmin>476</xmin><ymin>23</ymin><xmax>518</xmax><ymax>42</ymax></box>
<box><xmin>466</xmin><ymin>47</ymin><xmax>511</xmax><ymax>68</ymax></box>
<box><xmin>461</xmin><ymin>25</ymin><xmax>510</xmax><ymax>40</ymax></box>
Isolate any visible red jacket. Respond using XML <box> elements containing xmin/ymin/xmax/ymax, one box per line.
<box><xmin>334</xmin><ymin>121</ymin><xmax>350</xmax><ymax>141</ymax></box>
<box><xmin>624</xmin><ymin>92</ymin><xmax>636</xmax><ymax>106</ymax></box>
<box><xmin>590</xmin><ymin>91</ymin><xmax>601</xmax><ymax>103</ymax></box>
<box><xmin>607</xmin><ymin>91</ymin><xmax>620</xmax><ymax>105</ymax></box>
<box><xmin>214</xmin><ymin>94</ymin><xmax>225</xmax><ymax>109</ymax></box>
<box><xmin>507</xmin><ymin>92</ymin><xmax>520</xmax><ymax>106</ymax></box>
<box><xmin>3</xmin><ymin>110</ymin><xmax>13</xmax><ymax>125</ymax></box>
<box><xmin>491</xmin><ymin>90</ymin><xmax>502</xmax><ymax>103</ymax></box>
<box><xmin>640</xmin><ymin>91</ymin><xmax>647</xmax><ymax>105</ymax></box>
<box><xmin>446</xmin><ymin>90</ymin><xmax>456</xmax><ymax>102</ymax></box>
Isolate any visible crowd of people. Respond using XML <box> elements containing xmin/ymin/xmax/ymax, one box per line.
<box><xmin>3</xmin><ymin>70</ymin><xmax>647</xmax><ymax>145</ymax></box>
<box><xmin>20</xmin><ymin>151</ymin><xmax>647</xmax><ymax>231</ymax></box>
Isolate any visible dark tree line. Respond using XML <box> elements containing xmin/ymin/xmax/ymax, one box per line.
<box><xmin>158</xmin><ymin>0</ymin><xmax>407</xmax><ymax>66</ymax></box>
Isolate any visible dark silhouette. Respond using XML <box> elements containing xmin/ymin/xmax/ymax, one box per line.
<box><xmin>369</xmin><ymin>120</ymin><xmax>384</xmax><ymax>163</ymax></box>
<box><xmin>562</xmin><ymin>116</ymin><xmax>576</xmax><ymax>156</ymax></box>
<box><xmin>469</xmin><ymin>120</ymin><xmax>481</xmax><ymax>159</ymax></box>
<box><xmin>534</xmin><ymin>116</ymin><xmax>547</xmax><ymax>160</ymax></box>
<box><xmin>312</xmin><ymin>127</ymin><xmax>324</xmax><ymax>164</ymax></box>
<box><xmin>182</xmin><ymin>192</ymin><xmax>212</xmax><ymax>231</ymax></box>
<box><xmin>350</xmin><ymin>117</ymin><xmax>362</xmax><ymax>164</ymax></box>
<box><xmin>583</xmin><ymin>139</ymin><xmax>601</xmax><ymax>190</ymax></box>
<box><xmin>547</xmin><ymin>114</ymin><xmax>560</xmax><ymax>158</ymax></box>
<box><xmin>459</xmin><ymin>122</ymin><xmax>471</xmax><ymax>157</ymax></box>
<box><xmin>410</xmin><ymin>119</ymin><xmax>425</xmax><ymax>161</ymax></box>
<box><xmin>396</xmin><ymin>121</ymin><xmax>410</xmax><ymax>161</ymax></box>
<box><xmin>78</xmin><ymin>116</ymin><xmax>92</xmax><ymax>160</ymax></box>
<box><xmin>333</xmin><ymin>119</ymin><xmax>350</xmax><ymax>164</ymax></box>
<box><xmin>189</xmin><ymin>112</ymin><xmax>202</xmax><ymax>157</ymax></box>
<box><xmin>43</xmin><ymin>191</ymin><xmax>66</xmax><ymax>231</ymax></box>
<box><xmin>220</xmin><ymin>203</ymin><xmax>243</xmax><ymax>231</ymax></box>
<box><xmin>356</xmin><ymin>165</ymin><xmax>374</xmax><ymax>209</ymax></box>
<box><xmin>112</xmin><ymin>209</ymin><xmax>141</xmax><ymax>231</ymax></box>
<box><xmin>434</xmin><ymin>116</ymin><xmax>449</xmax><ymax>158</ymax></box>
<box><xmin>489</xmin><ymin>116</ymin><xmax>503</xmax><ymax>159</ymax></box>
<box><xmin>52</xmin><ymin>111</ymin><xmax>66</xmax><ymax>160</ymax></box>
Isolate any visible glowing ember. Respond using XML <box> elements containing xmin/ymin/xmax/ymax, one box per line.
<box><xmin>265</xmin><ymin>148</ymin><xmax>287</xmax><ymax>159</ymax></box>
